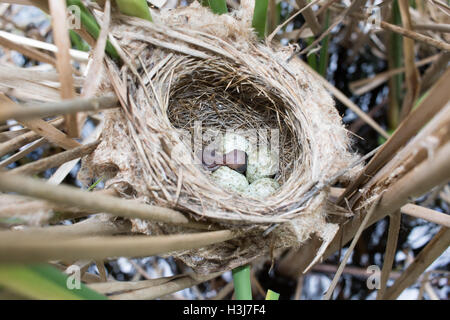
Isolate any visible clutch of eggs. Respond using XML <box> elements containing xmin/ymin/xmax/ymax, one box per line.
<box><xmin>209</xmin><ymin>132</ymin><xmax>280</xmax><ymax>198</ymax></box>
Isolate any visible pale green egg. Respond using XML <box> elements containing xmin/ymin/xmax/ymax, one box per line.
<box><xmin>211</xmin><ymin>166</ymin><xmax>249</xmax><ymax>194</ymax></box>
<box><xmin>243</xmin><ymin>178</ymin><xmax>280</xmax><ymax>199</ymax></box>
<box><xmin>217</xmin><ymin>132</ymin><xmax>252</xmax><ymax>154</ymax></box>
<box><xmin>246</xmin><ymin>149</ymin><xmax>279</xmax><ymax>183</ymax></box>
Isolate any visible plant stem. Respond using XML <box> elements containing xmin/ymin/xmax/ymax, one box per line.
<box><xmin>318</xmin><ymin>9</ymin><xmax>330</xmax><ymax>77</ymax></box>
<box><xmin>201</xmin><ymin>0</ymin><xmax>228</xmax><ymax>15</ymax></box>
<box><xmin>265</xmin><ymin>289</ymin><xmax>280</xmax><ymax>300</ymax></box>
<box><xmin>252</xmin><ymin>0</ymin><xmax>269</xmax><ymax>39</ymax></box>
<box><xmin>232</xmin><ymin>265</ymin><xmax>252</xmax><ymax>300</ymax></box>
<box><xmin>115</xmin><ymin>0</ymin><xmax>153</xmax><ymax>21</ymax></box>
<box><xmin>66</xmin><ymin>0</ymin><xmax>119</xmax><ymax>60</ymax></box>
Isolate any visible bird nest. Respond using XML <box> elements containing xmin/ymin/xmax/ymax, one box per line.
<box><xmin>79</xmin><ymin>3</ymin><xmax>359</xmax><ymax>274</ymax></box>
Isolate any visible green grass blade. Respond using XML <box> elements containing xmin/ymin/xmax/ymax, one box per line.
<box><xmin>115</xmin><ymin>0</ymin><xmax>153</xmax><ymax>21</ymax></box>
<box><xmin>306</xmin><ymin>36</ymin><xmax>317</xmax><ymax>70</ymax></box>
<box><xmin>318</xmin><ymin>9</ymin><xmax>330</xmax><ymax>77</ymax></box>
<box><xmin>87</xmin><ymin>177</ymin><xmax>103</xmax><ymax>191</ymax></box>
<box><xmin>0</xmin><ymin>264</ymin><xmax>107</xmax><ymax>300</ymax></box>
<box><xmin>252</xmin><ymin>0</ymin><xmax>269</xmax><ymax>39</ymax></box>
<box><xmin>69</xmin><ymin>30</ymin><xmax>89</xmax><ymax>52</ymax></box>
<box><xmin>66</xmin><ymin>0</ymin><xmax>119</xmax><ymax>61</ymax></box>
<box><xmin>232</xmin><ymin>265</ymin><xmax>252</xmax><ymax>300</ymax></box>
<box><xmin>201</xmin><ymin>0</ymin><xmax>228</xmax><ymax>14</ymax></box>
<box><xmin>265</xmin><ymin>289</ymin><xmax>280</xmax><ymax>300</ymax></box>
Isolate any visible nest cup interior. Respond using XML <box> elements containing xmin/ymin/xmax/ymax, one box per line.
<box><xmin>166</xmin><ymin>60</ymin><xmax>302</xmax><ymax>186</ymax></box>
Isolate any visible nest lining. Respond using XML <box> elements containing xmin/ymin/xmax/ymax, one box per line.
<box><xmin>80</xmin><ymin>3</ymin><xmax>359</xmax><ymax>273</ymax></box>
<box><xmin>166</xmin><ymin>59</ymin><xmax>300</xmax><ymax>185</ymax></box>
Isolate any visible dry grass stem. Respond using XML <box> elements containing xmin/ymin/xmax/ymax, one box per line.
<box><xmin>377</xmin><ymin>211</ymin><xmax>401</xmax><ymax>299</ymax></box>
<box><xmin>0</xmin><ymin>172</ymin><xmax>205</xmax><ymax>226</ymax></box>
<box><xmin>338</xmin><ymin>68</ymin><xmax>450</xmax><ymax>204</ymax></box>
<box><xmin>0</xmin><ymin>215</ymin><xmax>131</xmax><ymax>240</ymax></box>
<box><xmin>48</xmin><ymin>0</ymin><xmax>78</xmax><ymax>137</ymax></box>
<box><xmin>296</xmin><ymin>0</ymin><xmax>321</xmax><ymax>35</ymax></box>
<box><xmin>87</xmin><ymin>275</ymin><xmax>184</xmax><ymax>294</ymax></box>
<box><xmin>110</xmin><ymin>272</ymin><xmax>222</xmax><ymax>300</ymax></box>
<box><xmin>0</xmin><ymin>30</ymin><xmax>89</xmax><ymax>62</ymax></box>
<box><xmin>0</xmin><ymin>230</ymin><xmax>235</xmax><ymax>263</ymax></box>
<box><xmin>0</xmin><ymin>118</ymin><xmax>64</xmax><ymax>158</ymax></box>
<box><xmin>0</xmin><ymin>94</ymin><xmax>118</xmax><ymax>123</ymax></box>
<box><xmin>323</xmin><ymin>199</ymin><xmax>380</xmax><ymax>300</ymax></box>
<box><xmin>7</xmin><ymin>141</ymin><xmax>100</xmax><ymax>176</ymax></box>
<box><xmin>299</xmin><ymin>59</ymin><xmax>390</xmax><ymax>138</ymax></box>
<box><xmin>382</xmin><ymin>227</ymin><xmax>450</xmax><ymax>300</ymax></box>
<box><xmin>401</xmin><ymin>204</ymin><xmax>450</xmax><ymax>228</ymax></box>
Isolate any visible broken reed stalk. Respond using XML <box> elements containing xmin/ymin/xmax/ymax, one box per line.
<box><xmin>0</xmin><ymin>230</ymin><xmax>235</xmax><ymax>263</ymax></box>
<box><xmin>279</xmin><ymin>140</ymin><xmax>450</xmax><ymax>278</ymax></box>
<box><xmin>109</xmin><ymin>272</ymin><xmax>222</xmax><ymax>300</ymax></box>
<box><xmin>401</xmin><ymin>204</ymin><xmax>450</xmax><ymax>228</ymax></box>
<box><xmin>0</xmin><ymin>173</ymin><xmax>199</xmax><ymax>227</ymax></box>
<box><xmin>0</xmin><ymin>33</ymin><xmax>57</xmax><ymax>66</ymax></box>
<box><xmin>382</xmin><ymin>227</ymin><xmax>450</xmax><ymax>300</ymax></box>
<box><xmin>0</xmin><ymin>138</ymin><xmax>46</xmax><ymax>169</ymax></box>
<box><xmin>48</xmin><ymin>0</ymin><xmax>78</xmax><ymax>137</ymax></box>
<box><xmin>328</xmin><ymin>140</ymin><xmax>450</xmax><ymax>259</ymax></box>
<box><xmin>0</xmin><ymin>190</ymin><xmax>115</xmax><ymax>223</ymax></box>
<box><xmin>330</xmin><ymin>187</ymin><xmax>450</xmax><ymax>228</ymax></box>
<box><xmin>0</xmin><ymin>30</ymin><xmax>89</xmax><ymax>62</ymax></box>
<box><xmin>0</xmin><ymin>94</ymin><xmax>118</xmax><ymax>123</ymax></box>
<box><xmin>377</xmin><ymin>211</ymin><xmax>401</xmax><ymax>299</ymax></box>
<box><xmin>349</xmin><ymin>54</ymin><xmax>438</xmax><ymax>96</ymax></box>
<box><xmin>312</xmin><ymin>263</ymin><xmax>402</xmax><ymax>280</ymax></box>
<box><xmin>0</xmin><ymin>118</ymin><xmax>64</xmax><ymax>158</ymax></box>
<box><xmin>7</xmin><ymin>141</ymin><xmax>100</xmax><ymax>176</ymax></box>
<box><xmin>296</xmin><ymin>0</ymin><xmax>322</xmax><ymax>35</ymax></box>
<box><xmin>323</xmin><ymin>198</ymin><xmax>379</xmax><ymax>299</ymax></box>
<box><xmin>87</xmin><ymin>275</ymin><xmax>182</xmax><ymax>294</ymax></box>
<box><xmin>347</xmin><ymin>11</ymin><xmax>450</xmax><ymax>52</ymax></box>
<box><xmin>0</xmin><ymin>215</ymin><xmax>131</xmax><ymax>240</ymax></box>
<box><xmin>398</xmin><ymin>0</ymin><xmax>420</xmax><ymax>120</ymax></box>
<box><xmin>338</xmin><ymin>68</ymin><xmax>450</xmax><ymax>204</ymax></box>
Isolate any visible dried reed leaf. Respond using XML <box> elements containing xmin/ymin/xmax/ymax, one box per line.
<box><xmin>49</xmin><ymin>0</ymin><xmax>78</xmax><ymax>137</ymax></box>
<box><xmin>398</xmin><ymin>0</ymin><xmax>421</xmax><ymax>120</ymax></box>
<box><xmin>382</xmin><ymin>227</ymin><xmax>450</xmax><ymax>299</ymax></box>
<box><xmin>377</xmin><ymin>211</ymin><xmax>401</xmax><ymax>299</ymax></box>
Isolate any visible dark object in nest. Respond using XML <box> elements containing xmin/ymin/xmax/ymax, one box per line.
<box><xmin>200</xmin><ymin>148</ymin><xmax>248</xmax><ymax>173</ymax></box>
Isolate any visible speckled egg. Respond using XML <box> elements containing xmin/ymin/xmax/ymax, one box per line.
<box><xmin>217</xmin><ymin>132</ymin><xmax>252</xmax><ymax>154</ymax></box>
<box><xmin>211</xmin><ymin>166</ymin><xmax>249</xmax><ymax>194</ymax></box>
<box><xmin>246</xmin><ymin>149</ymin><xmax>279</xmax><ymax>183</ymax></box>
<box><xmin>244</xmin><ymin>178</ymin><xmax>280</xmax><ymax>199</ymax></box>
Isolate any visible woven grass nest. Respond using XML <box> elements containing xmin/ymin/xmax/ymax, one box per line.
<box><xmin>80</xmin><ymin>3</ymin><xmax>360</xmax><ymax>274</ymax></box>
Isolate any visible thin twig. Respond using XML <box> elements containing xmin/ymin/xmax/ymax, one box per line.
<box><xmin>110</xmin><ymin>272</ymin><xmax>222</xmax><ymax>300</ymax></box>
<box><xmin>7</xmin><ymin>141</ymin><xmax>100</xmax><ymax>175</ymax></box>
<box><xmin>377</xmin><ymin>211</ymin><xmax>401</xmax><ymax>299</ymax></box>
<box><xmin>0</xmin><ymin>230</ymin><xmax>235</xmax><ymax>263</ymax></box>
<box><xmin>0</xmin><ymin>94</ymin><xmax>118</xmax><ymax>123</ymax></box>
<box><xmin>323</xmin><ymin>198</ymin><xmax>380</xmax><ymax>300</ymax></box>
<box><xmin>350</xmin><ymin>11</ymin><xmax>450</xmax><ymax>51</ymax></box>
<box><xmin>0</xmin><ymin>173</ymin><xmax>203</xmax><ymax>227</ymax></box>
